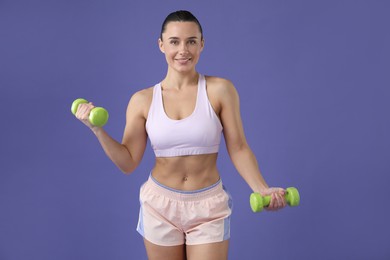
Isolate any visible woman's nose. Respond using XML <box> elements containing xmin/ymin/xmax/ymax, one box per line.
<box><xmin>179</xmin><ymin>42</ymin><xmax>189</xmax><ymax>53</ymax></box>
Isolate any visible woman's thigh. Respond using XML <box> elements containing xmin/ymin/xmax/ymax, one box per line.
<box><xmin>144</xmin><ymin>239</ymin><xmax>186</xmax><ymax>260</ymax></box>
<box><xmin>186</xmin><ymin>240</ymin><xmax>229</xmax><ymax>260</ymax></box>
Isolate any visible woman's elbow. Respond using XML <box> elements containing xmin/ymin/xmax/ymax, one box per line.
<box><xmin>118</xmin><ymin>145</ymin><xmax>143</xmax><ymax>175</ymax></box>
<box><xmin>118</xmin><ymin>159</ymin><xmax>139</xmax><ymax>175</ymax></box>
<box><xmin>120</xmin><ymin>165</ymin><xmax>136</xmax><ymax>175</ymax></box>
<box><xmin>227</xmin><ymin>141</ymin><xmax>248</xmax><ymax>155</ymax></box>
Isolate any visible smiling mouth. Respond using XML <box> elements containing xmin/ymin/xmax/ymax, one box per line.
<box><xmin>175</xmin><ymin>57</ymin><xmax>192</xmax><ymax>62</ymax></box>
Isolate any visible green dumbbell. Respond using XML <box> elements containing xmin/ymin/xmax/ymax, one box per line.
<box><xmin>250</xmin><ymin>187</ymin><xmax>300</xmax><ymax>213</ymax></box>
<box><xmin>71</xmin><ymin>98</ymin><xmax>109</xmax><ymax>127</ymax></box>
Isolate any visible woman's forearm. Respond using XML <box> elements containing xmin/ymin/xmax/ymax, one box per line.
<box><xmin>229</xmin><ymin>145</ymin><xmax>269</xmax><ymax>193</ymax></box>
<box><xmin>92</xmin><ymin>127</ymin><xmax>136</xmax><ymax>174</ymax></box>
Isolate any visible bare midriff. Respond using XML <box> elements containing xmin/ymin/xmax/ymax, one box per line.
<box><xmin>152</xmin><ymin>153</ymin><xmax>220</xmax><ymax>191</ymax></box>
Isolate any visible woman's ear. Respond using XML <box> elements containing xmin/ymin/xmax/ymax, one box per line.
<box><xmin>158</xmin><ymin>38</ymin><xmax>165</xmax><ymax>53</ymax></box>
<box><xmin>200</xmin><ymin>38</ymin><xmax>205</xmax><ymax>52</ymax></box>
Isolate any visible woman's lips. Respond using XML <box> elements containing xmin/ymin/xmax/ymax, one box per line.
<box><xmin>175</xmin><ymin>57</ymin><xmax>192</xmax><ymax>64</ymax></box>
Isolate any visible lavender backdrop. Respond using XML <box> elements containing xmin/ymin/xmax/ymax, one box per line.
<box><xmin>1</xmin><ymin>1</ymin><xmax>389</xmax><ymax>259</ymax></box>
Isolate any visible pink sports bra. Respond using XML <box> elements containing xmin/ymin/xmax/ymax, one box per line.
<box><xmin>146</xmin><ymin>74</ymin><xmax>223</xmax><ymax>157</ymax></box>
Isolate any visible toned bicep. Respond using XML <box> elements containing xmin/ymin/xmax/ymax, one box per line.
<box><xmin>121</xmin><ymin>92</ymin><xmax>149</xmax><ymax>166</ymax></box>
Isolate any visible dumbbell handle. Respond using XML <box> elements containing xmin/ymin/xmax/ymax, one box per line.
<box><xmin>250</xmin><ymin>187</ymin><xmax>300</xmax><ymax>213</ymax></box>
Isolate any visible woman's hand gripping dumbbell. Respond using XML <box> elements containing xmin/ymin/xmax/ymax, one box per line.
<box><xmin>250</xmin><ymin>187</ymin><xmax>300</xmax><ymax>212</ymax></box>
<box><xmin>71</xmin><ymin>98</ymin><xmax>109</xmax><ymax>127</ymax></box>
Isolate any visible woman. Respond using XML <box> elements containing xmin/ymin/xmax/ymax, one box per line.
<box><xmin>75</xmin><ymin>10</ymin><xmax>286</xmax><ymax>260</ymax></box>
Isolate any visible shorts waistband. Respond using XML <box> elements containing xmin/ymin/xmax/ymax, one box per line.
<box><xmin>147</xmin><ymin>174</ymin><xmax>223</xmax><ymax>201</ymax></box>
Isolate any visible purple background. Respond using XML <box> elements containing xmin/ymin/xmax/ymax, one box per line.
<box><xmin>1</xmin><ymin>1</ymin><xmax>389</xmax><ymax>259</ymax></box>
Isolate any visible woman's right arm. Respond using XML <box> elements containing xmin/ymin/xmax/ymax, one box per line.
<box><xmin>75</xmin><ymin>90</ymin><xmax>150</xmax><ymax>174</ymax></box>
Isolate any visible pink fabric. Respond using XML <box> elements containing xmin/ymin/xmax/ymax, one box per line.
<box><xmin>146</xmin><ymin>74</ymin><xmax>223</xmax><ymax>157</ymax></box>
<box><xmin>136</xmin><ymin>175</ymin><xmax>233</xmax><ymax>246</ymax></box>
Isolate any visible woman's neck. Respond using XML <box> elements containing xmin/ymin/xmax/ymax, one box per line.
<box><xmin>163</xmin><ymin>69</ymin><xmax>199</xmax><ymax>90</ymax></box>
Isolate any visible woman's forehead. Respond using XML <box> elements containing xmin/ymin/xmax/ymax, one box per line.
<box><xmin>163</xmin><ymin>21</ymin><xmax>202</xmax><ymax>38</ymax></box>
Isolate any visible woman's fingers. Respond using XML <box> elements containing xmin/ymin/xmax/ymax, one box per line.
<box><xmin>264</xmin><ymin>188</ymin><xmax>286</xmax><ymax>211</ymax></box>
<box><xmin>75</xmin><ymin>102</ymin><xmax>95</xmax><ymax>127</ymax></box>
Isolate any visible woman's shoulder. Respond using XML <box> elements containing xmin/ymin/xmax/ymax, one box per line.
<box><xmin>126</xmin><ymin>86</ymin><xmax>154</xmax><ymax>117</ymax></box>
<box><xmin>204</xmin><ymin>75</ymin><xmax>237</xmax><ymax>96</ymax></box>
<box><xmin>129</xmin><ymin>86</ymin><xmax>154</xmax><ymax>104</ymax></box>
<box><xmin>205</xmin><ymin>75</ymin><xmax>233</xmax><ymax>86</ymax></box>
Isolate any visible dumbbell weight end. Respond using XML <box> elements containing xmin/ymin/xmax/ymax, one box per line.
<box><xmin>89</xmin><ymin>107</ymin><xmax>109</xmax><ymax>127</ymax></box>
<box><xmin>71</xmin><ymin>98</ymin><xmax>88</xmax><ymax>115</ymax></box>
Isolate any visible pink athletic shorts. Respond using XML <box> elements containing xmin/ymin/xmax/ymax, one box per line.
<box><xmin>136</xmin><ymin>175</ymin><xmax>233</xmax><ymax>246</ymax></box>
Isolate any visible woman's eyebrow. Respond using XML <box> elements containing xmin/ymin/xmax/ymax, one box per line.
<box><xmin>168</xmin><ymin>36</ymin><xmax>199</xmax><ymax>40</ymax></box>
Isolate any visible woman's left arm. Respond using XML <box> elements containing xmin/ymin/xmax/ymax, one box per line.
<box><xmin>216</xmin><ymin>79</ymin><xmax>286</xmax><ymax>210</ymax></box>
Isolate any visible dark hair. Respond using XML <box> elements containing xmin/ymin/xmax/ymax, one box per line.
<box><xmin>160</xmin><ymin>10</ymin><xmax>203</xmax><ymax>40</ymax></box>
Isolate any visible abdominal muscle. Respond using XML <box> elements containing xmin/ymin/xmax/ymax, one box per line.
<box><xmin>151</xmin><ymin>153</ymin><xmax>220</xmax><ymax>191</ymax></box>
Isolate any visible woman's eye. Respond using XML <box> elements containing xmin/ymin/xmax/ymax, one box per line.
<box><xmin>170</xmin><ymin>40</ymin><xmax>179</xmax><ymax>45</ymax></box>
<box><xmin>189</xmin><ymin>40</ymin><xmax>197</xmax><ymax>45</ymax></box>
